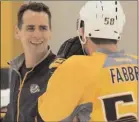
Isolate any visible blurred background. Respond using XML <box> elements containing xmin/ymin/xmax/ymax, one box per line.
<box><xmin>0</xmin><ymin>1</ymin><xmax>138</xmax><ymax>105</ymax></box>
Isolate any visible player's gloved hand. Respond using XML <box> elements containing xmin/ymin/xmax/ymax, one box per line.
<box><xmin>57</xmin><ymin>36</ymin><xmax>84</xmax><ymax>59</ymax></box>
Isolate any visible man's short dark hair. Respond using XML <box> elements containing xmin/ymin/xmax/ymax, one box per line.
<box><xmin>17</xmin><ymin>2</ymin><xmax>52</xmax><ymax>30</ymax></box>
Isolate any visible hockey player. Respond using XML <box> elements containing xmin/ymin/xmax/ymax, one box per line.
<box><xmin>38</xmin><ymin>1</ymin><xmax>138</xmax><ymax>122</ymax></box>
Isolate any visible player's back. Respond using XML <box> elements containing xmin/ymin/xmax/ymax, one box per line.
<box><xmin>80</xmin><ymin>49</ymin><xmax>138</xmax><ymax>122</ymax></box>
<box><xmin>38</xmin><ymin>49</ymin><xmax>138</xmax><ymax>122</ymax></box>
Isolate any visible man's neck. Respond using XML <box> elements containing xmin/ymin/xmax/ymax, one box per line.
<box><xmin>24</xmin><ymin>49</ymin><xmax>49</xmax><ymax>68</ymax></box>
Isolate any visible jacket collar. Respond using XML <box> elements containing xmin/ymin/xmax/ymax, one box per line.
<box><xmin>8</xmin><ymin>49</ymin><xmax>51</xmax><ymax>71</ymax></box>
<box><xmin>8</xmin><ymin>53</ymin><xmax>25</xmax><ymax>70</ymax></box>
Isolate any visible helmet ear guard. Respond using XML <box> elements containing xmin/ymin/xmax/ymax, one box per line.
<box><xmin>77</xmin><ymin>19</ymin><xmax>87</xmax><ymax>45</ymax></box>
<box><xmin>76</xmin><ymin>19</ymin><xmax>88</xmax><ymax>55</ymax></box>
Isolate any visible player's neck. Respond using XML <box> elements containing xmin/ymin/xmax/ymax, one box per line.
<box><xmin>97</xmin><ymin>44</ymin><xmax>118</xmax><ymax>52</ymax></box>
<box><xmin>84</xmin><ymin>41</ymin><xmax>118</xmax><ymax>55</ymax></box>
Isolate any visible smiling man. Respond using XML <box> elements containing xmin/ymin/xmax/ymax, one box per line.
<box><xmin>16</xmin><ymin>3</ymin><xmax>52</xmax><ymax>68</ymax></box>
<box><xmin>2</xmin><ymin>2</ymin><xmax>85</xmax><ymax>122</ymax></box>
<box><xmin>2</xmin><ymin>2</ymin><xmax>56</xmax><ymax>122</ymax></box>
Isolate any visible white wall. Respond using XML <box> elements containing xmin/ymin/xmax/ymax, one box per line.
<box><xmin>119</xmin><ymin>1</ymin><xmax>137</xmax><ymax>55</ymax></box>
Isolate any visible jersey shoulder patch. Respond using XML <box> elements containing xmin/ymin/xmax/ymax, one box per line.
<box><xmin>49</xmin><ymin>58</ymin><xmax>66</xmax><ymax>69</ymax></box>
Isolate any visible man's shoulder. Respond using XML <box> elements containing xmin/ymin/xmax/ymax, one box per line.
<box><xmin>57</xmin><ymin>55</ymin><xmax>99</xmax><ymax>71</ymax></box>
<box><xmin>49</xmin><ymin>56</ymin><xmax>84</xmax><ymax>70</ymax></box>
<box><xmin>49</xmin><ymin>54</ymin><xmax>105</xmax><ymax>77</ymax></box>
<box><xmin>63</xmin><ymin>55</ymin><xmax>89</xmax><ymax>65</ymax></box>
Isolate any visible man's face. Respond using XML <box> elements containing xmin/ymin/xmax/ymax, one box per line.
<box><xmin>16</xmin><ymin>10</ymin><xmax>51</xmax><ymax>55</ymax></box>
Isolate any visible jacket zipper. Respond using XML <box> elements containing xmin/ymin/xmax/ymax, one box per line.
<box><xmin>16</xmin><ymin>69</ymin><xmax>33</xmax><ymax>122</ymax></box>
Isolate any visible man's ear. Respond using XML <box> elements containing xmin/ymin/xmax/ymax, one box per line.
<box><xmin>15</xmin><ymin>25</ymin><xmax>20</xmax><ymax>40</ymax></box>
<box><xmin>80</xmin><ymin>27</ymin><xmax>88</xmax><ymax>44</ymax></box>
<box><xmin>79</xmin><ymin>27</ymin><xmax>84</xmax><ymax>37</ymax></box>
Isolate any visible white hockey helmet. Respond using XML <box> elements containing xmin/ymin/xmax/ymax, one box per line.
<box><xmin>78</xmin><ymin>1</ymin><xmax>126</xmax><ymax>43</ymax></box>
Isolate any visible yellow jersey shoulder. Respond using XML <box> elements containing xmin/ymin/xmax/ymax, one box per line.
<box><xmin>64</xmin><ymin>53</ymin><xmax>107</xmax><ymax>67</ymax></box>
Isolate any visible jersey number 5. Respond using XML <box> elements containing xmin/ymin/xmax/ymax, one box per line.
<box><xmin>100</xmin><ymin>92</ymin><xmax>137</xmax><ymax>122</ymax></box>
